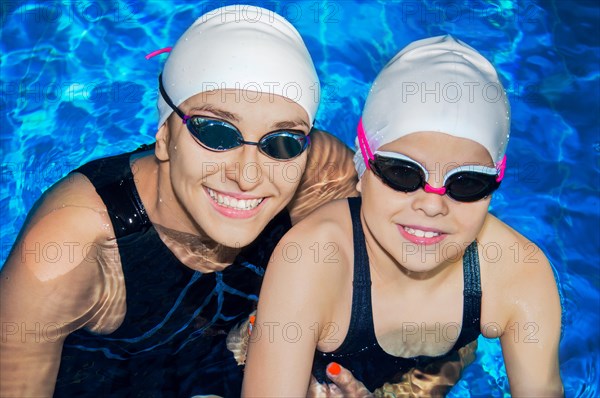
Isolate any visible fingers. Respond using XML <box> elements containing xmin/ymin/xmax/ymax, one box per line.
<box><xmin>307</xmin><ymin>375</ymin><xmax>329</xmax><ymax>398</ymax></box>
<box><xmin>326</xmin><ymin>362</ymin><xmax>373</xmax><ymax>398</ymax></box>
<box><xmin>327</xmin><ymin>383</ymin><xmax>343</xmax><ymax>397</ymax></box>
<box><xmin>306</xmin><ymin>363</ymin><xmax>374</xmax><ymax>398</ymax></box>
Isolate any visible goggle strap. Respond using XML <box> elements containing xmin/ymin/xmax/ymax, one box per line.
<box><xmin>158</xmin><ymin>73</ymin><xmax>188</xmax><ymax>122</ymax></box>
<box><xmin>357</xmin><ymin>118</ymin><xmax>374</xmax><ymax>170</ymax></box>
<box><xmin>496</xmin><ymin>155</ymin><xmax>507</xmax><ymax>182</ymax></box>
<box><xmin>145</xmin><ymin>47</ymin><xmax>172</xmax><ymax>60</ymax></box>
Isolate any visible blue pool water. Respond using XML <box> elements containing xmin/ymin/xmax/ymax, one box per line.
<box><xmin>1</xmin><ymin>0</ymin><xmax>598</xmax><ymax>396</ymax></box>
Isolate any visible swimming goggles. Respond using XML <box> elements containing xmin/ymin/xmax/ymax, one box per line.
<box><xmin>158</xmin><ymin>74</ymin><xmax>311</xmax><ymax>161</ymax></box>
<box><xmin>358</xmin><ymin>119</ymin><xmax>506</xmax><ymax>203</ymax></box>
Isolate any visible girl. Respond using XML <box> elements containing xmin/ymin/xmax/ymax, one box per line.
<box><xmin>243</xmin><ymin>35</ymin><xmax>563</xmax><ymax>397</ymax></box>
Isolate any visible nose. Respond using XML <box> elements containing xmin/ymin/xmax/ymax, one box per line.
<box><xmin>224</xmin><ymin>144</ymin><xmax>265</xmax><ymax>191</ymax></box>
<box><xmin>411</xmin><ymin>184</ymin><xmax>450</xmax><ymax>217</ymax></box>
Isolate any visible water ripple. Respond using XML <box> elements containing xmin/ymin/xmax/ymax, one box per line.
<box><xmin>1</xmin><ymin>0</ymin><xmax>597</xmax><ymax>395</ymax></box>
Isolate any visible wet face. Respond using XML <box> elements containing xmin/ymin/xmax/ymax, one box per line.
<box><xmin>156</xmin><ymin>89</ymin><xmax>310</xmax><ymax>248</ymax></box>
<box><xmin>358</xmin><ymin>132</ymin><xmax>494</xmax><ymax>273</ymax></box>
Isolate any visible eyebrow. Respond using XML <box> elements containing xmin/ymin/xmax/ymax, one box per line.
<box><xmin>189</xmin><ymin>105</ymin><xmax>240</xmax><ymax>123</ymax></box>
<box><xmin>189</xmin><ymin>105</ymin><xmax>310</xmax><ymax>131</ymax></box>
<box><xmin>273</xmin><ymin>119</ymin><xmax>310</xmax><ymax>130</ymax></box>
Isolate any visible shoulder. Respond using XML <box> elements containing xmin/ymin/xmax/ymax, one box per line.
<box><xmin>308</xmin><ymin>128</ymin><xmax>350</xmax><ymax>152</ymax></box>
<box><xmin>273</xmin><ymin>199</ymin><xmax>352</xmax><ymax>267</ymax></box>
<box><xmin>1</xmin><ymin>171</ymin><xmax>115</xmax><ymax>325</ymax></box>
<box><xmin>294</xmin><ymin>198</ymin><xmax>353</xmax><ymax>231</ymax></box>
<box><xmin>478</xmin><ymin>214</ymin><xmax>554</xmax><ymax>281</ymax></box>
<box><xmin>17</xmin><ymin>171</ymin><xmax>114</xmax><ymax>257</ymax></box>
<box><xmin>264</xmin><ymin>198</ymin><xmax>353</xmax><ymax>309</ymax></box>
<box><xmin>304</xmin><ymin>129</ymin><xmax>358</xmax><ymax>187</ymax></box>
<box><xmin>477</xmin><ymin>214</ymin><xmax>560</xmax><ymax>335</ymax></box>
<box><xmin>288</xmin><ymin>129</ymin><xmax>358</xmax><ymax>224</ymax></box>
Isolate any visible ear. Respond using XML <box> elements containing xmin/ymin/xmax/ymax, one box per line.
<box><xmin>155</xmin><ymin>123</ymin><xmax>170</xmax><ymax>161</ymax></box>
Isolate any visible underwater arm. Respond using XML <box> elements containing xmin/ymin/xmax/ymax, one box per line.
<box><xmin>0</xmin><ymin>177</ymin><xmax>109</xmax><ymax>396</ymax></box>
<box><xmin>288</xmin><ymin>129</ymin><xmax>358</xmax><ymax>224</ymax></box>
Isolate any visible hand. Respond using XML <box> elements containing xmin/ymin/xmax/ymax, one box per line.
<box><xmin>306</xmin><ymin>363</ymin><xmax>373</xmax><ymax>398</ymax></box>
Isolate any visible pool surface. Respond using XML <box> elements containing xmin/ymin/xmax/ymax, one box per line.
<box><xmin>1</xmin><ymin>0</ymin><xmax>599</xmax><ymax>396</ymax></box>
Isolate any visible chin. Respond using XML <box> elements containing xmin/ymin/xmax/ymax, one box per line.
<box><xmin>215</xmin><ymin>223</ymin><xmax>266</xmax><ymax>248</ymax></box>
<box><xmin>402</xmin><ymin>262</ymin><xmax>444</xmax><ymax>274</ymax></box>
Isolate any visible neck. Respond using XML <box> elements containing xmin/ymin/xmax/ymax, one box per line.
<box><xmin>153</xmin><ymin>223</ymin><xmax>241</xmax><ymax>271</ymax></box>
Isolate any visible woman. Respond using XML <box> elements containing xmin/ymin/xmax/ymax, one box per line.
<box><xmin>0</xmin><ymin>6</ymin><xmax>358</xmax><ymax>397</ymax></box>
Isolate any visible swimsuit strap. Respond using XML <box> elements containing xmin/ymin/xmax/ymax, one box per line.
<box><xmin>455</xmin><ymin>241</ymin><xmax>483</xmax><ymax>347</ymax></box>
<box><xmin>325</xmin><ymin>199</ymin><xmax>482</xmax><ymax>354</ymax></box>
<box><xmin>333</xmin><ymin>197</ymin><xmax>377</xmax><ymax>352</ymax></box>
<box><xmin>74</xmin><ymin>145</ymin><xmax>153</xmax><ymax>239</ymax></box>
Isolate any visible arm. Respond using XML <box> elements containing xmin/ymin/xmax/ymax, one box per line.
<box><xmin>288</xmin><ymin>129</ymin><xmax>358</xmax><ymax>224</ymax></box>
<box><xmin>242</xmin><ymin>212</ymin><xmax>346</xmax><ymax>397</ymax></box>
<box><xmin>499</xmin><ymin>243</ymin><xmax>563</xmax><ymax>396</ymax></box>
<box><xmin>0</xmin><ymin>175</ymin><xmax>111</xmax><ymax>396</ymax></box>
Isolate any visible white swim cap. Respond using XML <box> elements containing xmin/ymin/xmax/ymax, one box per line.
<box><xmin>355</xmin><ymin>35</ymin><xmax>510</xmax><ymax>177</ymax></box>
<box><xmin>157</xmin><ymin>5</ymin><xmax>320</xmax><ymax>129</ymax></box>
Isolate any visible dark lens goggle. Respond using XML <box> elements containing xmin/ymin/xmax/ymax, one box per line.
<box><xmin>369</xmin><ymin>152</ymin><xmax>502</xmax><ymax>203</ymax></box>
<box><xmin>158</xmin><ymin>74</ymin><xmax>310</xmax><ymax>161</ymax></box>
<box><xmin>186</xmin><ymin>117</ymin><xmax>310</xmax><ymax>160</ymax></box>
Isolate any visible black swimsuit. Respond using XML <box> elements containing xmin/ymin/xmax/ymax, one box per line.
<box><xmin>54</xmin><ymin>145</ymin><xmax>291</xmax><ymax>397</ymax></box>
<box><xmin>312</xmin><ymin>197</ymin><xmax>482</xmax><ymax>391</ymax></box>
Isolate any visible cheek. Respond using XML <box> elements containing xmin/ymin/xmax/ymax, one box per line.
<box><xmin>360</xmin><ymin>174</ymin><xmax>403</xmax><ymax>228</ymax></box>
<box><xmin>361</xmin><ymin>173</ymin><xmax>400</xmax><ymax>207</ymax></box>
<box><xmin>452</xmin><ymin>200</ymin><xmax>489</xmax><ymax>237</ymax></box>
<box><xmin>169</xmin><ymin>133</ymin><xmax>223</xmax><ymax>182</ymax></box>
<box><xmin>169</xmin><ymin>153</ymin><xmax>219</xmax><ymax>194</ymax></box>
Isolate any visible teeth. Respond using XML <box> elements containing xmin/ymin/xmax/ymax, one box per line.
<box><xmin>404</xmin><ymin>226</ymin><xmax>440</xmax><ymax>238</ymax></box>
<box><xmin>207</xmin><ymin>188</ymin><xmax>264</xmax><ymax>210</ymax></box>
